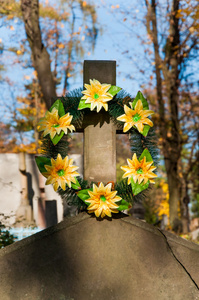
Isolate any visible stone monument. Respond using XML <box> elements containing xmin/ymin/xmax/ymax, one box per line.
<box><xmin>0</xmin><ymin>61</ymin><xmax>199</xmax><ymax>299</ymax></box>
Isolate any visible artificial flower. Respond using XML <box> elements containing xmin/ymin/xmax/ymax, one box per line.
<box><xmin>86</xmin><ymin>182</ymin><xmax>122</xmax><ymax>218</ymax></box>
<box><xmin>121</xmin><ymin>153</ymin><xmax>157</xmax><ymax>185</ymax></box>
<box><xmin>117</xmin><ymin>99</ymin><xmax>154</xmax><ymax>133</ymax></box>
<box><xmin>42</xmin><ymin>153</ymin><xmax>79</xmax><ymax>191</ymax></box>
<box><xmin>38</xmin><ymin>107</ymin><xmax>75</xmax><ymax>139</ymax></box>
<box><xmin>81</xmin><ymin>79</ymin><xmax>113</xmax><ymax>112</ymax></box>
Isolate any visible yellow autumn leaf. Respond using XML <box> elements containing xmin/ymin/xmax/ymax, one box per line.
<box><xmin>58</xmin><ymin>43</ymin><xmax>65</xmax><ymax>49</ymax></box>
<box><xmin>7</xmin><ymin>15</ymin><xmax>14</xmax><ymax>20</ymax></box>
<box><xmin>189</xmin><ymin>27</ymin><xmax>195</xmax><ymax>33</ymax></box>
<box><xmin>33</xmin><ymin>70</ymin><xmax>38</xmax><ymax>78</ymax></box>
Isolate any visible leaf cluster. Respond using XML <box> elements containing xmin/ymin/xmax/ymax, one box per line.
<box><xmin>0</xmin><ymin>222</ymin><xmax>16</xmax><ymax>249</ymax></box>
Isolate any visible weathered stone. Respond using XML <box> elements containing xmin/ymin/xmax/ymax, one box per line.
<box><xmin>83</xmin><ymin>60</ymin><xmax>117</xmax><ymax>183</ymax></box>
<box><xmin>84</xmin><ymin>119</ymin><xmax>116</xmax><ymax>182</ymax></box>
<box><xmin>0</xmin><ymin>213</ymin><xmax>199</xmax><ymax>300</ymax></box>
<box><xmin>83</xmin><ymin>60</ymin><xmax>116</xmax><ymax>86</ymax></box>
<box><xmin>16</xmin><ymin>152</ymin><xmax>34</xmax><ymax>226</ymax></box>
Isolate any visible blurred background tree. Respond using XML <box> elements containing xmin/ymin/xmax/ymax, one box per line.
<box><xmin>112</xmin><ymin>0</ymin><xmax>199</xmax><ymax>231</ymax></box>
<box><xmin>0</xmin><ymin>0</ymin><xmax>98</xmax><ymax>151</ymax></box>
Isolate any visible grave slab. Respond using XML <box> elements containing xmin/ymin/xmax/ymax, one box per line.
<box><xmin>0</xmin><ymin>213</ymin><xmax>199</xmax><ymax>300</ymax></box>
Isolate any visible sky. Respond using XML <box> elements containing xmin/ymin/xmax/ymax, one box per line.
<box><xmin>65</xmin><ymin>0</ymin><xmax>149</xmax><ymax>94</ymax></box>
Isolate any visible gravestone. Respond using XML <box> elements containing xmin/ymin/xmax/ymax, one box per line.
<box><xmin>15</xmin><ymin>152</ymin><xmax>34</xmax><ymax>226</ymax></box>
<box><xmin>1</xmin><ymin>60</ymin><xmax>199</xmax><ymax>299</ymax></box>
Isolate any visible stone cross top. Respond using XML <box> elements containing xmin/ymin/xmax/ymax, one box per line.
<box><xmin>79</xmin><ymin>60</ymin><xmax>117</xmax><ymax>183</ymax></box>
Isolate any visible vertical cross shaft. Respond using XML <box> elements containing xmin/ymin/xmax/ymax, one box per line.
<box><xmin>83</xmin><ymin>60</ymin><xmax>117</xmax><ymax>183</ymax></box>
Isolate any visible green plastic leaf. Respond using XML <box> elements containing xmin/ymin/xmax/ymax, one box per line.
<box><xmin>50</xmin><ymin>131</ymin><xmax>65</xmax><ymax>145</ymax></box>
<box><xmin>139</xmin><ymin>148</ymin><xmax>153</xmax><ymax>163</ymax></box>
<box><xmin>142</xmin><ymin>124</ymin><xmax>151</xmax><ymax>137</ymax></box>
<box><xmin>78</xmin><ymin>98</ymin><xmax>91</xmax><ymax>110</ymax></box>
<box><xmin>108</xmin><ymin>85</ymin><xmax>122</xmax><ymax>97</ymax></box>
<box><xmin>131</xmin><ymin>177</ymin><xmax>149</xmax><ymax>196</ymax></box>
<box><xmin>131</xmin><ymin>91</ymin><xmax>153</xmax><ymax>137</ymax></box>
<box><xmin>132</xmin><ymin>123</ymin><xmax>151</xmax><ymax>137</ymax></box>
<box><xmin>49</xmin><ymin>99</ymin><xmax>65</xmax><ymax>117</ymax></box>
<box><xmin>117</xmin><ymin>199</ymin><xmax>131</xmax><ymax>211</ymax></box>
<box><xmin>131</xmin><ymin>91</ymin><xmax>149</xmax><ymax>110</ymax></box>
<box><xmin>35</xmin><ymin>156</ymin><xmax>51</xmax><ymax>174</ymax></box>
<box><xmin>77</xmin><ymin>189</ymin><xmax>92</xmax><ymax>205</ymax></box>
<box><xmin>71</xmin><ymin>177</ymin><xmax>81</xmax><ymax>190</ymax></box>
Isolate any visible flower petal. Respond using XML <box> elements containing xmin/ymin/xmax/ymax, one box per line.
<box><xmin>135</xmin><ymin>99</ymin><xmax>143</xmax><ymax>111</ymax></box>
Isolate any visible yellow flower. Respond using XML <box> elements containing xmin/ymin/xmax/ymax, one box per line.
<box><xmin>42</xmin><ymin>153</ymin><xmax>79</xmax><ymax>191</ymax></box>
<box><xmin>81</xmin><ymin>79</ymin><xmax>113</xmax><ymax>112</ymax></box>
<box><xmin>117</xmin><ymin>99</ymin><xmax>154</xmax><ymax>133</ymax></box>
<box><xmin>38</xmin><ymin>107</ymin><xmax>75</xmax><ymax>139</ymax></box>
<box><xmin>86</xmin><ymin>182</ymin><xmax>122</xmax><ymax>218</ymax></box>
<box><xmin>121</xmin><ymin>153</ymin><xmax>157</xmax><ymax>185</ymax></box>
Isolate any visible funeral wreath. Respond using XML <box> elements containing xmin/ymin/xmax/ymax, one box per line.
<box><xmin>36</xmin><ymin>79</ymin><xmax>158</xmax><ymax>219</ymax></box>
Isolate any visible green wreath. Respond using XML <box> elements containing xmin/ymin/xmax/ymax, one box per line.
<box><xmin>36</xmin><ymin>79</ymin><xmax>158</xmax><ymax>219</ymax></box>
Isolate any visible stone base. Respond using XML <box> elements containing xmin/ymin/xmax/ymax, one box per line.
<box><xmin>0</xmin><ymin>213</ymin><xmax>199</xmax><ymax>300</ymax></box>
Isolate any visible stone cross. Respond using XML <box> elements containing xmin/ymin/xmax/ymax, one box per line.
<box><xmin>80</xmin><ymin>60</ymin><xmax>117</xmax><ymax>183</ymax></box>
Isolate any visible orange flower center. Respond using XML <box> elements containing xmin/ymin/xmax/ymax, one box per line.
<box><xmin>133</xmin><ymin>113</ymin><xmax>141</xmax><ymax>122</ymax></box>
<box><xmin>137</xmin><ymin>168</ymin><xmax>143</xmax><ymax>174</ymax></box>
<box><xmin>100</xmin><ymin>195</ymin><xmax>106</xmax><ymax>202</ymax></box>
<box><xmin>57</xmin><ymin>169</ymin><xmax>65</xmax><ymax>176</ymax></box>
<box><xmin>94</xmin><ymin>93</ymin><xmax>99</xmax><ymax>99</ymax></box>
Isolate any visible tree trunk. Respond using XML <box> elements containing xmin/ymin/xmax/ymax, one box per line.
<box><xmin>146</xmin><ymin>0</ymin><xmax>182</xmax><ymax>229</ymax></box>
<box><xmin>165</xmin><ymin>157</ymin><xmax>181</xmax><ymax>230</ymax></box>
<box><xmin>21</xmin><ymin>0</ymin><xmax>57</xmax><ymax>109</ymax></box>
<box><xmin>166</xmin><ymin>0</ymin><xmax>182</xmax><ymax>229</ymax></box>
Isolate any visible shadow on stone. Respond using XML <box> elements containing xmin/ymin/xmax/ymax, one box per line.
<box><xmin>1</xmin><ymin>213</ymin><xmax>199</xmax><ymax>300</ymax></box>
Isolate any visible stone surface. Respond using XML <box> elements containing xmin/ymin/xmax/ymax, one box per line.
<box><xmin>83</xmin><ymin>60</ymin><xmax>117</xmax><ymax>183</ymax></box>
<box><xmin>0</xmin><ymin>213</ymin><xmax>199</xmax><ymax>300</ymax></box>
<box><xmin>83</xmin><ymin>60</ymin><xmax>116</xmax><ymax>86</ymax></box>
<box><xmin>84</xmin><ymin>119</ymin><xmax>116</xmax><ymax>182</ymax></box>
